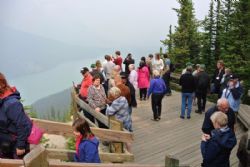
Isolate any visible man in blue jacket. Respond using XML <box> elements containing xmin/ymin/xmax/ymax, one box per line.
<box><xmin>221</xmin><ymin>74</ymin><xmax>243</xmax><ymax>116</ymax></box>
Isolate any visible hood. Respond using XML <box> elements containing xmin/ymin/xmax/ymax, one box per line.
<box><xmin>211</xmin><ymin>127</ymin><xmax>237</xmax><ymax>149</ymax></box>
<box><xmin>82</xmin><ymin>136</ymin><xmax>99</xmax><ymax>146</ymax></box>
<box><xmin>0</xmin><ymin>87</ymin><xmax>21</xmax><ymax>106</ymax></box>
<box><xmin>112</xmin><ymin>96</ymin><xmax>128</xmax><ymax>107</ymax></box>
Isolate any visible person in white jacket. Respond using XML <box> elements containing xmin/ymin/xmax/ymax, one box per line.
<box><xmin>128</xmin><ymin>64</ymin><xmax>138</xmax><ymax>89</ymax></box>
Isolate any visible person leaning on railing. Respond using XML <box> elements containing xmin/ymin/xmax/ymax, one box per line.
<box><xmin>87</xmin><ymin>75</ymin><xmax>108</xmax><ymax>129</ymax></box>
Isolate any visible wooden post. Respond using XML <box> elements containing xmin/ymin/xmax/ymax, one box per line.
<box><xmin>109</xmin><ymin>116</ymin><xmax>124</xmax><ymax>154</ymax></box>
<box><xmin>23</xmin><ymin>145</ymin><xmax>49</xmax><ymax>167</ymax></box>
<box><xmin>165</xmin><ymin>154</ymin><xmax>179</xmax><ymax>167</ymax></box>
<box><xmin>71</xmin><ymin>88</ymin><xmax>79</xmax><ymax>122</ymax></box>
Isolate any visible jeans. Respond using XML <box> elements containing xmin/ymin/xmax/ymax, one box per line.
<box><xmin>181</xmin><ymin>93</ymin><xmax>193</xmax><ymax>117</ymax></box>
<box><xmin>151</xmin><ymin>93</ymin><xmax>164</xmax><ymax>119</ymax></box>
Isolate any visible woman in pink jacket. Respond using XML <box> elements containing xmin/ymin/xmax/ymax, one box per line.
<box><xmin>137</xmin><ymin>61</ymin><xmax>150</xmax><ymax>100</ymax></box>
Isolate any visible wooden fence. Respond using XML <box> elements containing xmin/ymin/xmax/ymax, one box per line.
<box><xmin>0</xmin><ymin>87</ymin><xmax>188</xmax><ymax>167</ymax></box>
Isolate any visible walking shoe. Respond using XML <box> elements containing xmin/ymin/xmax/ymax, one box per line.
<box><xmin>151</xmin><ymin>118</ymin><xmax>159</xmax><ymax>121</ymax></box>
<box><xmin>187</xmin><ymin>116</ymin><xmax>191</xmax><ymax>119</ymax></box>
<box><xmin>195</xmin><ymin>110</ymin><xmax>202</xmax><ymax>114</ymax></box>
<box><xmin>180</xmin><ymin>116</ymin><xmax>185</xmax><ymax>119</ymax></box>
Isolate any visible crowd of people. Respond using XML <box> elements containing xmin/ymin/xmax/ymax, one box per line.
<box><xmin>0</xmin><ymin>51</ymin><xmax>249</xmax><ymax>166</ymax></box>
<box><xmin>178</xmin><ymin>60</ymin><xmax>247</xmax><ymax>166</ymax></box>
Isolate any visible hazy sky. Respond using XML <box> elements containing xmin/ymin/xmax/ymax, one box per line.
<box><xmin>0</xmin><ymin>0</ymin><xmax>210</xmax><ymax>49</ymax></box>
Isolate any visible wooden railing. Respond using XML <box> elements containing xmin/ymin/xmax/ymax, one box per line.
<box><xmin>0</xmin><ymin>87</ymin><xmax>189</xmax><ymax>167</ymax></box>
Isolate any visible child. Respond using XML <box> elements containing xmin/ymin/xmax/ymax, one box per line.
<box><xmin>72</xmin><ymin>118</ymin><xmax>101</xmax><ymax>163</ymax></box>
<box><xmin>201</xmin><ymin>111</ymin><xmax>236</xmax><ymax>167</ymax></box>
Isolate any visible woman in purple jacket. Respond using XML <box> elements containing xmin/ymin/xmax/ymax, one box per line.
<box><xmin>147</xmin><ymin>70</ymin><xmax>167</xmax><ymax>121</ymax></box>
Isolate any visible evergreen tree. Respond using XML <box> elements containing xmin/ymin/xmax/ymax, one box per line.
<box><xmin>168</xmin><ymin>25</ymin><xmax>173</xmax><ymax>54</ymax></box>
<box><xmin>201</xmin><ymin>0</ymin><xmax>216</xmax><ymax>72</ymax></box>
<box><xmin>162</xmin><ymin>0</ymin><xmax>200</xmax><ymax>67</ymax></box>
<box><xmin>225</xmin><ymin>0</ymin><xmax>250</xmax><ymax>103</ymax></box>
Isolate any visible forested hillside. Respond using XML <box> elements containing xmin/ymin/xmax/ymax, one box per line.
<box><xmin>162</xmin><ymin>0</ymin><xmax>250</xmax><ymax>104</ymax></box>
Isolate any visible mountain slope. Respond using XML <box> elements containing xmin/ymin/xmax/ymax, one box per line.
<box><xmin>31</xmin><ymin>88</ymin><xmax>71</xmax><ymax>120</ymax></box>
<box><xmin>0</xmin><ymin>25</ymin><xmax>105</xmax><ymax>79</ymax></box>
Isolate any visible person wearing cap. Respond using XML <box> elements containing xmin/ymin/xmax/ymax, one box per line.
<box><xmin>212</xmin><ymin>60</ymin><xmax>225</xmax><ymax>98</ymax></box>
<box><xmin>182</xmin><ymin>62</ymin><xmax>193</xmax><ymax>75</ymax></box>
<box><xmin>79</xmin><ymin>67</ymin><xmax>94</xmax><ymax>122</ymax></box>
<box><xmin>221</xmin><ymin>74</ymin><xmax>243</xmax><ymax>115</ymax></box>
<box><xmin>195</xmin><ymin>64</ymin><xmax>210</xmax><ymax>114</ymax></box>
<box><xmin>179</xmin><ymin>66</ymin><xmax>196</xmax><ymax>119</ymax></box>
<box><xmin>120</xmin><ymin>71</ymin><xmax>137</xmax><ymax>115</ymax></box>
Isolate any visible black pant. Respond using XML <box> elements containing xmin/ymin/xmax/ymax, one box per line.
<box><xmin>139</xmin><ymin>88</ymin><xmax>147</xmax><ymax>99</ymax></box>
<box><xmin>196</xmin><ymin>92</ymin><xmax>207</xmax><ymax>112</ymax></box>
<box><xmin>97</xmin><ymin>108</ymin><xmax>108</xmax><ymax>129</ymax></box>
<box><xmin>151</xmin><ymin>93</ymin><xmax>164</xmax><ymax>119</ymax></box>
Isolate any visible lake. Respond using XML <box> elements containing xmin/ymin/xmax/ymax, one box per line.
<box><xmin>9</xmin><ymin>55</ymin><xmax>141</xmax><ymax>105</ymax></box>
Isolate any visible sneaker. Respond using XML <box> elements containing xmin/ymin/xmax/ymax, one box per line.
<box><xmin>187</xmin><ymin>116</ymin><xmax>191</xmax><ymax>119</ymax></box>
<box><xmin>180</xmin><ymin>116</ymin><xmax>185</xmax><ymax>119</ymax></box>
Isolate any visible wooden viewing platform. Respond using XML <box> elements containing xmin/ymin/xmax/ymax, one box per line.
<box><xmin>0</xmin><ymin>87</ymin><xmax>248</xmax><ymax>167</ymax></box>
<box><xmin>131</xmin><ymin>91</ymin><xmax>245</xmax><ymax>166</ymax></box>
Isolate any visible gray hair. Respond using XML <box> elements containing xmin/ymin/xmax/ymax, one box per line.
<box><xmin>108</xmin><ymin>87</ymin><xmax>121</xmax><ymax>98</ymax></box>
<box><xmin>217</xmin><ymin>98</ymin><xmax>229</xmax><ymax>107</ymax></box>
<box><xmin>210</xmin><ymin>111</ymin><xmax>228</xmax><ymax>127</ymax></box>
<box><xmin>153</xmin><ymin>70</ymin><xmax>160</xmax><ymax>77</ymax></box>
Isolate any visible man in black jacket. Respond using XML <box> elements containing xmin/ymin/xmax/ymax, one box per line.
<box><xmin>179</xmin><ymin>66</ymin><xmax>196</xmax><ymax>119</ymax></box>
<box><xmin>195</xmin><ymin>64</ymin><xmax>210</xmax><ymax>114</ymax></box>
<box><xmin>212</xmin><ymin>60</ymin><xmax>225</xmax><ymax>98</ymax></box>
<box><xmin>201</xmin><ymin>98</ymin><xmax>235</xmax><ymax>135</ymax></box>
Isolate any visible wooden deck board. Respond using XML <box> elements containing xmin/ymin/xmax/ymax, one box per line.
<box><xmin>131</xmin><ymin>91</ymin><xmax>245</xmax><ymax>166</ymax></box>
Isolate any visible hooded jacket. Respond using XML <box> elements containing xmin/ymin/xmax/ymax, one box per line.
<box><xmin>106</xmin><ymin>96</ymin><xmax>132</xmax><ymax>131</ymax></box>
<box><xmin>201</xmin><ymin>127</ymin><xmax>237</xmax><ymax>167</ymax></box>
<box><xmin>74</xmin><ymin>136</ymin><xmax>101</xmax><ymax>163</ymax></box>
<box><xmin>0</xmin><ymin>88</ymin><xmax>32</xmax><ymax>150</ymax></box>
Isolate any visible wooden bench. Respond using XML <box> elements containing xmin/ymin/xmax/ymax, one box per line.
<box><xmin>238</xmin><ymin>104</ymin><xmax>250</xmax><ymax>130</ymax></box>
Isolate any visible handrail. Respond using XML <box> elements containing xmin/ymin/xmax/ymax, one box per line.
<box><xmin>32</xmin><ymin>118</ymin><xmax>133</xmax><ymax>143</ymax></box>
